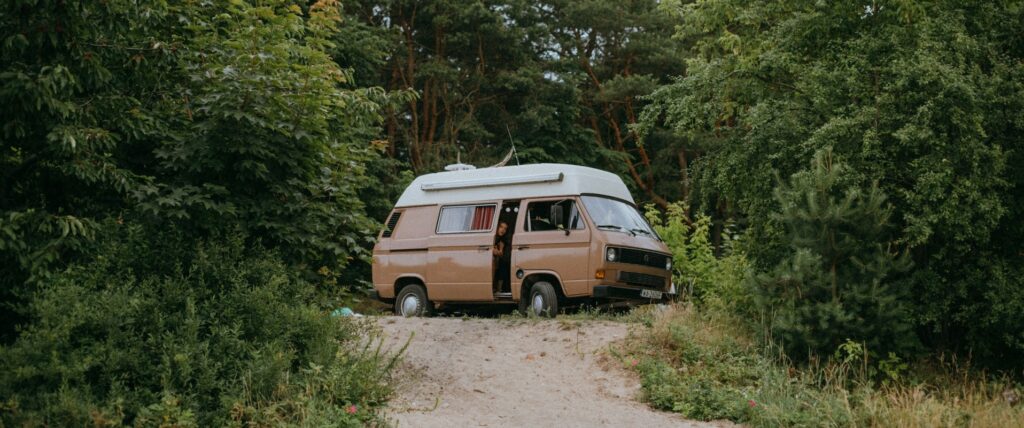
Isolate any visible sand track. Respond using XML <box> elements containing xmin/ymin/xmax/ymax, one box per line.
<box><xmin>377</xmin><ymin>316</ymin><xmax>718</xmax><ymax>428</ymax></box>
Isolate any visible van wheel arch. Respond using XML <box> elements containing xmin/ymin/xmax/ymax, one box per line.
<box><xmin>518</xmin><ymin>273</ymin><xmax>566</xmax><ymax>315</ymax></box>
<box><xmin>389</xmin><ymin>278</ymin><xmax>425</xmax><ymax>301</ymax></box>
<box><xmin>394</xmin><ymin>276</ymin><xmax>427</xmax><ymax>297</ymax></box>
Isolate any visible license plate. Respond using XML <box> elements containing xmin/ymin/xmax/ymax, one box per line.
<box><xmin>640</xmin><ymin>289</ymin><xmax>663</xmax><ymax>299</ymax></box>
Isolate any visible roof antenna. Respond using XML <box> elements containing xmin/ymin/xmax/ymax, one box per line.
<box><xmin>506</xmin><ymin>125</ymin><xmax>520</xmax><ymax>165</ymax></box>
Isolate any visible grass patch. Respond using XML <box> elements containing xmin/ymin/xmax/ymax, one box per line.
<box><xmin>493</xmin><ymin>303</ymin><xmax>663</xmax><ymax>325</ymax></box>
<box><xmin>622</xmin><ymin>305</ymin><xmax>1024</xmax><ymax>427</ymax></box>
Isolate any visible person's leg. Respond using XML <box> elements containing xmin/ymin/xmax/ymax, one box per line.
<box><xmin>499</xmin><ymin>262</ymin><xmax>510</xmax><ymax>293</ymax></box>
<box><xmin>492</xmin><ymin>255</ymin><xmax>500</xmax><ymax>293</ymax></box>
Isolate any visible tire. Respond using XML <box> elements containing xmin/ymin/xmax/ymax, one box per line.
<box><xmin>394</xmin><ymin>284</ymin><xmax>433</xmax><ymax>317</ymax></box>
<box><xmin>524</xmin><ymin>281</ymin><xmax>558</xmax><ymax>318</ymax></box>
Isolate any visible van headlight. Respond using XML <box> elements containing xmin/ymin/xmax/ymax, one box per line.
<box><xmin>666</xmin><ymin>258</ymin><xmax>672</xmax><ymax>271</ymax></box>
<box><xmin>606</xmin><ymin>247</ymin><xmax>618</xmax><ymax>262</ymax></box>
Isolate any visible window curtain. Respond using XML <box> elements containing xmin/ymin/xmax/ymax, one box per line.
<box><xmin>470</xmin><ymin>206</ymin><xmax>494</xmax><ymax>230</ymax></box>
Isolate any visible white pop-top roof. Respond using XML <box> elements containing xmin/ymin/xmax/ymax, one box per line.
<box><xmin>394</xmin><ymin>163</ymin><xmax>634</xmax><ymax>208</ymax></box>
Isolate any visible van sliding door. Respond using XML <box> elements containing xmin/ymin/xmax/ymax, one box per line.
<box><xmin>426</xmin><ymin>203</ymin><xmax>499</xmax><ymax>301</ymax></box>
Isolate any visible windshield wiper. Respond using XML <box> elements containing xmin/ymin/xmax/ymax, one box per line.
<box><xmin>599</xmin><ymin>224</ymin><xmax>636</xmax><ymax>236</ymax></box>
<box><xmin>630</xmin><ymin>228</ymin><xmax>652</xmax><ymax>236</ymax></box>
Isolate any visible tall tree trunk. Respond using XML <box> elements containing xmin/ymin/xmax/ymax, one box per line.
<box><xmin>579</xmin><ymin>56</ymin><xmax>669</xmax><ymax>209</ymax></box>
<box><xmin>677</xmin><ymin>148</ymin><xmax>690</xmax><ymax>203</ymax></box>
<box><xmin>398</xmin><ymin>10</ymin><xmax>421</xmax><ymax>170</ymax></box>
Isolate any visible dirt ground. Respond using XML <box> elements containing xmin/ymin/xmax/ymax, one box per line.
<box><xmin>376</xmin><ymin>316</ymin><xmax>725</xmax><ymax>428</ymax></box>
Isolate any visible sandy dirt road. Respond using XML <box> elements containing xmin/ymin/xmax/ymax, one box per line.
<box><xmin>376</xmin><ymin>316</ymin><xmax>722</xmax><ymax>428</ymax></box>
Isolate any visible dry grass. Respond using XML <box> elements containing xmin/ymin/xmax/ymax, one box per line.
<box><xmin>626</xmin><ymin>304</ymin><xmax>1024</xmax><ymax>428</ymax></box>
<box><xmin>855</xmin><ymin>379</ymin><xmax>1022</xmax><ymax>428</ymax></box>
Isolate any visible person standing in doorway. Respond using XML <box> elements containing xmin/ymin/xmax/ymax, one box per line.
<box><xmin>492</xmin><ymin>221</ymin><xmax>511</xmax><ymax>293</ymax></box>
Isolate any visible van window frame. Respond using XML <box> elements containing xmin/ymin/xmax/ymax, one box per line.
<box><xmin>434</xmin><ymin>202</ymin><xmax>499</xmax><ymax>235</ymax></box>
<box><xmin>522</xmin><ymin>197</ymin><xmax>588</xmax><ymax>233</ymax></box>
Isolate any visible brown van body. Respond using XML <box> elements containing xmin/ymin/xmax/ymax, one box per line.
<box><xmin>372</xmin><ymin>164</ymin><xmax>674</xmax><ymax>311</ymax></box>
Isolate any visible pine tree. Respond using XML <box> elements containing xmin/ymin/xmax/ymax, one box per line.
<box><xmin>755</xmin><ymin>149</ymin><xmax>915</xmax><ymax>361</ymax></box>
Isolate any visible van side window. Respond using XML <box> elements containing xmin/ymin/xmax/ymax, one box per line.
<box><xmin>382</xmin><ymin>210</ymin><xmax>402</xmax><ymax>238</ymax></box>
<box><xmin>526</xmin><ymin>200</ymin><xmax>584</xmax><ymax>232</ymax></box>
<box><xmin>437</xmin><ymin>204</ymin><xmax>496</xmax><ymax>233</ymax></box>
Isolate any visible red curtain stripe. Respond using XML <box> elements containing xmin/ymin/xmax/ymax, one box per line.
<box><xmin>470</xmin><ymin>206</ymin><xmax>494</xmax><ymax>230</ymax></box>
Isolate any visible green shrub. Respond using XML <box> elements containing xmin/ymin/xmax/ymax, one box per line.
<box><xmin>632</xmin><ymin>306</ymin><xmax>853</xmax><ymax>426</ymax></box>
<box><xmin>0</xmin><ymin>225</ymin><xmax>398</xmax><ymax>426</ymax></box>
<box><xmin>644</xmin><ymin>203</ymin><xmax>752</xmax><ymax>315</ymax></box>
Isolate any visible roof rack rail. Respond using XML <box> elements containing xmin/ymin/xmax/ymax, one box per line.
<box><xmin>421</xmin><ymin>172</ymin><xmax>563</xmax><ymax>191</ymax></box>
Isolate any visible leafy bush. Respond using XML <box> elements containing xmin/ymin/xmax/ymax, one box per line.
<box><xmin>630</xmin><ymin>307</ymin><xmax>852</xmax><ymax>426</ymax></box>
<box><xmin>0</xmin><ymin>225</ymin><xmax>398</xmax><ymax>426</ymax></box>
<box><xmin>645</xmin><ymin>203</ymin><xmax>752</xmax><ymax>315</ymax></box>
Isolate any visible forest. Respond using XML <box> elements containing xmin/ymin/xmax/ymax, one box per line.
<box><xmin>2</xmin><ymin>0</ymin><xmax>1023</xmax><ymax>426</ymax></box>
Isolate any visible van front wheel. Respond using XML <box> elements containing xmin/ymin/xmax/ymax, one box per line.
<box><xmin>525</xmin><ymin>281</ymin><xmax>558</xmax><ymax>318</ymax></box>
<box><xmin>395</xmin><ymin>284</ymin><xmax>433</xmax><ymax>317</ymax></box>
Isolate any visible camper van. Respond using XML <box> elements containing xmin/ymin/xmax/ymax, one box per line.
<box><xmin>371</xmin><ymin>163</ymin><xmax>675</xmax><ymax>317</ymax></box>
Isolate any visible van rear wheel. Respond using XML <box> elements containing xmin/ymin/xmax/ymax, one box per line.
<box><xmin>524</xmin><ymin>281</ymin><xmax>558</xmax><ymax>318</ymax></box>
<box><xmin>395</xmin><ymin>284</ymin><xmax>433</xmax><ymax>317</ymax></box>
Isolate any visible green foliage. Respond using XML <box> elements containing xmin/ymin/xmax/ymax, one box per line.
<box><xmin>637</xmin><ymin>334</ymin><xmax>755</xmax><ymax>421</ymax></box>
<box><xmin>342</xmin><ymin>0</ymin><xmax>691</xmax><ymax>209</ymax></box>
<box><xmin>645</xmin><ymin>204</ymin><xmax>715</xmax><ymax>295</ymax></box>
<box><xmin>755</xmin><ymin>150</ymin><xmax>916</xmax><ymax>361</ymax></box>
<box><xmin>0</xmin><ymin>0</ymin><xmax>388</xmax><ymax>264</ymax></box>
<box><xmin>343</xmin><ymin>0</ymin><xmax>597</xmax><ymax>170</ymax></box>
<box><xmin>0</xmin><ymin>225</ymin><xmax>398</xmax><ymax>426</ymax></box>
<box><xmin>1</xmin><ymin>0</ymin><xmax>396</xmax><ymax>339</ymax></box>
<box><xmin>0</xmin><ymin>2</ymin><xmax>407</xmax><ymax>421</ymax></box>
<box><xmin>642</xmin><ymin>0</ymin><xmax>1024</xmax><ymax>366</ymax></box>
<box><xmin>1</xmin><ymin>0</ymin><xmax>156</xmax><ymax>334</ymax></box>
<box><xmin>141</xmin><ymin>0</ymin><xmax>386</xmax><ymax>268</ymax></box>
<box><xmin>633</xmin><ymin>308</ymin><xmax>855</xmax><ymax>426</ymax></box>
<box><xmin>645</xmin><ymin>203</ymin><xmax>752</xmax><ymax>314</ymax></box>
<box><xmin>544</xmin><ymin>0</ymin><xmax>691</xmax><ymax>204</ymax></box>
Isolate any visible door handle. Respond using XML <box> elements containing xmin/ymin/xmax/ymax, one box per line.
<box><xmin>517</xmin><ymin>246</ymin><xmax>530</xmax><ymax>251</ymax></box>
<box><xmin>478</xmin><ymin>245</ymin><xmax>491</xmax><ymax>251</ymax></box>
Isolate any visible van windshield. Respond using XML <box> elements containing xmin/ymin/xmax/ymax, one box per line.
<box><xmin>581</xmin><ymin>196</ymin><xmax>658</xmax><ymax>239</ymax></box>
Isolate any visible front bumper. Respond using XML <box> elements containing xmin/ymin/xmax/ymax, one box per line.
<box><xmin>593</xmin><ymin>285</ymin><xmax>673</xmax><ymax>301</ymax></box>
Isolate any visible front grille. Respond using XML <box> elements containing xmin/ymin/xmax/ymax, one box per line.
<box><xmin>618</xmin><ymin>271</ymin><xmax>666</xmax><ymax>288</ymax></box>
<box><xmin>618</xmin><ymin>248</ymin><xmax>669</xmax><ymax>269</ymax></box>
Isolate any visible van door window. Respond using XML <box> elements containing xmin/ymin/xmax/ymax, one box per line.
<box><xmin>437</xmin><ymin>204</ymin><xmax>496</xmax><ymax>233</ymax></box>
<box><xmin>525</xmin><ymin>200</ymin><xmax>584</xmax><ymax>232</ymax></box>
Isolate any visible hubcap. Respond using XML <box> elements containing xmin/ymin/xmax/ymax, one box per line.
<box><xmin>532</xmin><ymin>293</ymin><xmax>545</xmax><ymax>316</ymax></box>
<box><xmin>401</xmin><ymin>294</ymin><xmax>420</xmax><ymax>316</ymax></box>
